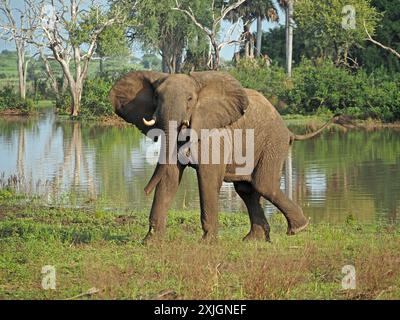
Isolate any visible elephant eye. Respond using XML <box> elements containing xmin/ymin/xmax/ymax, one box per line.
<box><xmin>187</xmin><ymin>95</ymin><xmax>193</xmax><ymax>102</ymax></box>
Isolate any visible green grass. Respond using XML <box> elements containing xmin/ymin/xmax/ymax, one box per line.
<box><xmin>283</xmin><ymin>114</ymin><xmax>327</xmax><ymax>126</ymax></box>
<box><xmin>36</xmin><ymin>100</ymin><xmax>54</xmax><ymax>109</ymax></box>
<box><xmin>0</xmin><ymin>190</ymin><xmax>399</xmax><ymax>300</ymax></box>
<box><xmin>0</xmin><ymin>53</ymin><xmax>19</xmax><ymax>77</ymax></box>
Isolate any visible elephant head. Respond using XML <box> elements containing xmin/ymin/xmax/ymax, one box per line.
<box><xmin>108</xmin><ymin>71</ymin><xmax>166</xmax><ymax>135</ymax></box>
<box><xmin>109</xmin><ymin>70</ymin><xmax>249</xmax><ymax>194</ymax></box>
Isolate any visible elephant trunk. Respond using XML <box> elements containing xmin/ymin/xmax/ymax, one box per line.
<box><xmin>144</xmin><ymin>124</ymin><xmax>178</xmax><ymax>195</ymax></box>
<box><xmin>144</xmin><ymin>163</ymin><xmax>165</xmax><ymax>195</ymax></box>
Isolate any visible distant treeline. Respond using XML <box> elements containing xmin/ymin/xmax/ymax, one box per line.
<box><xmin>1</xmin><ymin>0</ymin><xmax>399</xmax><ymax>121</ymax></box>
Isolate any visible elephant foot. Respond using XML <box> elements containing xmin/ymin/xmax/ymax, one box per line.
<box><xmin>243</xmin><ymin>232</ymin><xmax>271</xmax><ymax>242</ymax></box>
<box><xmin>287</xmin><ymin>217</ymin><xmax>310</xmax><ymax>236</ymax></box>
<box><xmin>142</xmin><ymin>227</ymin><xmax>165</xmax><ymax>244</ymax></box>
<box><xmin>243</xmin><ymin>226</ymin><xmax>270</xmax><ymax>242</ymax></box>
<box><xmin>201</xmin><ymin>230</ymin><xmax>217</xmax><ymax>243</ymax></box>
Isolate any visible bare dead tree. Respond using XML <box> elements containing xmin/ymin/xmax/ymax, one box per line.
<box><xmin>0</xmin><ymin>0</ymin><xmax>39</xmax><ymax>100</ymax></box>
<box><xmin>38</xmin><ymin>48</ymin><xmax>61</xmax><ymax>98</ymax></box>
<box><xmin>364</xmin><ymin>21</ymin><xmax>400</xmax><ymax>60</ymax></box>
<box><xmin>28</xmin><ymin>0</ymin><xmax>126</xmax><ymax>116</ymax></box>
<box><xmin>173</xmin><ymin>0</ymin><xmax>247</xmax><ymax>70</ymax></box>
<box><xmin>36</xmin><ymin>39</ymin><xmax>71</xmax><ymax>99</ymax></box>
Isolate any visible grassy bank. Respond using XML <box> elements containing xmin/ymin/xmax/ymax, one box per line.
<box><xmin>0</xmin><ymin>192</ymin><xmax>399</xmax><ymax>300</ymax></box>
<box><xmin>283</xmin><ymin>114</ymin><xmax>400</xmax><ymax>130</ymax></box>
<box><xmin>0</xmin><ymin>100</ymin><xmax>54</xmax><ymax>116</ymax></box>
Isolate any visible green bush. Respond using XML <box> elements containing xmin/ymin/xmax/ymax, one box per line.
<box><xmin>284</xmin><ymin>59</ymin><xmax>400</xmax><ymax>121</ymax></box>
<box><xmin>230</xmin><ymin>58</ymin><xmax>400</xmax><ymax>122</ymax></box>
<box><xmin>0</xmin><ymin>85</ymin><xmax>19</xmax><ymax>110</ymax></box>
<box><xmin>80</xmin><ymin>77</ymin><xmax>113</xmax><ymax>118</ymax></box>
<box><xmin>55</xmin><ymin>77</ymin><xmax>114</xmax><ymax>118</ymax></box>
<box><xmin>0</xmin><ymin>85</ymin><xmax>34</xmax><ymax>111</ymax></box>
<box><xmin>229</xmin><ymin>59</ymin><xmax>287</xmax><ymax>108</ymax></box>
<box><xmin>363</xmin><ymin>70</ymin><xmax>400</xmax><ymax>121</ymax></box>
<box><xmin>285</xmin><ymin>59</ymin><xmax>367</xmax><ymax>115</ymax></box>
<box><xmin>55</xmin><ymin>91</ymin><xmax>71</xmax><ymax>115</ymax></box>
<box><xmin>21</xmin><ymin>98</ymin><xmax>35</xmax><ymax>112</ymax></box>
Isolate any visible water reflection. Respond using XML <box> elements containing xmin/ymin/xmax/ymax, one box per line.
<box><xmin>0</xmin><ymin>110</ymin><xmax>399</xmax><ymax>223</ymax></box>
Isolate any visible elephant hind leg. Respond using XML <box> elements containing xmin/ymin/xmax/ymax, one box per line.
<box><xmin>234</xmin><ymin>182</ymin><xmax>270</xmax><ymax>241</ymax></box>
<box><xmin>252</xmin><ymin>160</ymin><xmax>309</xmax><ymax>235</ymax></box>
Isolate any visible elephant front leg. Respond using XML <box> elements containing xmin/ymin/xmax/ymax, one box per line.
<box><xmin>144</xmin><ymin>164</ymin><xmax>184</xmax><ymax>242</ymax></box>
<box><xmin>197</xmin><ymin>166</ymin><xmax>224</xmax><ymax>241</ymax></box>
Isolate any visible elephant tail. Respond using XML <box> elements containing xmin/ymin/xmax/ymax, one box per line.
<box><xmin>290</xmin><ymin>114</ymin><xmax>340</xmax><ymax>143</ymax></box>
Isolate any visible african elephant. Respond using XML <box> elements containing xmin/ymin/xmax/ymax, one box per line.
<box><xmin>109</xmin><ymin>71</ymin><xmax>335</xmax><ymax>242</ymax></box>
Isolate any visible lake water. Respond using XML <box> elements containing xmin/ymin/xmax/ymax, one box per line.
<box><xmin>1</xmin><ymin>109</ymin><xmax>399</xmax><ymax>223</ymax></box>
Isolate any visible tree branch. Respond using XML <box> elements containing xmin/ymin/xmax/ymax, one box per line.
<box><xmin>218</xmin><ymin>0</ymin><xmax>246</xmax><ymax>25</ymax></box>
<box><xmin>173</xmin><ymin>2</ymin><xmax>212</xmax><ymax>37</ymax></box>
<box><xmin>364</xmin><ymin>20</ymin><xmax>400</xmax><ymax>59</ymax></box>
<box><xmin>173</xmin><ymin>0</ymin><xmax>247</xmax><ymax>69</ymax></box>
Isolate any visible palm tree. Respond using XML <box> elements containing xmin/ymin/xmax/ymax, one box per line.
<box><xmin>253</xmin><ymin>1</ymin><xmax>279</xmax><ymax>57</ymax></box>
<box><xmin>224</xmin><ymin>0</ymin><xmax>278</xmax><ymax>59</ymax></box>
<box><xmin>279</xmin><ymin>0</ymin><xmax>294</xmax><ymax>76</ymax></box>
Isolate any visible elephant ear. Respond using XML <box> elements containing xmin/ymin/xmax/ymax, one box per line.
<box><xmin>109</xmin><ymin>71</ymin><xmax>166</xmax><ymax>134</ymax></box>
<box><xmin>190</xmin><ymin>71</ymin><xmax>249</xmax><ymax>131</ymax></box>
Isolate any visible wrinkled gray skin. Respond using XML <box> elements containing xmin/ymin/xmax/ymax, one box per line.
<box><xmin>109</xmin><ymin>71</ymin><xmax>334</xmax><ymax>242</ymax></box>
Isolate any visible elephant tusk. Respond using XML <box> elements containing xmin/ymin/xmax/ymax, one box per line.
<box><xmin>143</xmin><ymin>117</ymin><xmax>156</xmax><ymax>126</ymax></box>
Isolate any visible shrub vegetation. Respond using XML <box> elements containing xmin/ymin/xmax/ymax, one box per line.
<box><xmin>0</xmin><ymin>85</ymin><xmax>35</xmax><ymax>112</ymax></box>
<box><xmin>56</xmin><ymin>77</ymin><xmax>114</xmax><ymax>118</ymax></box>
<box><xmin>230</xmin><ymin>59</ymin><xmax>400</xmax><ymax>122</ymax></box>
